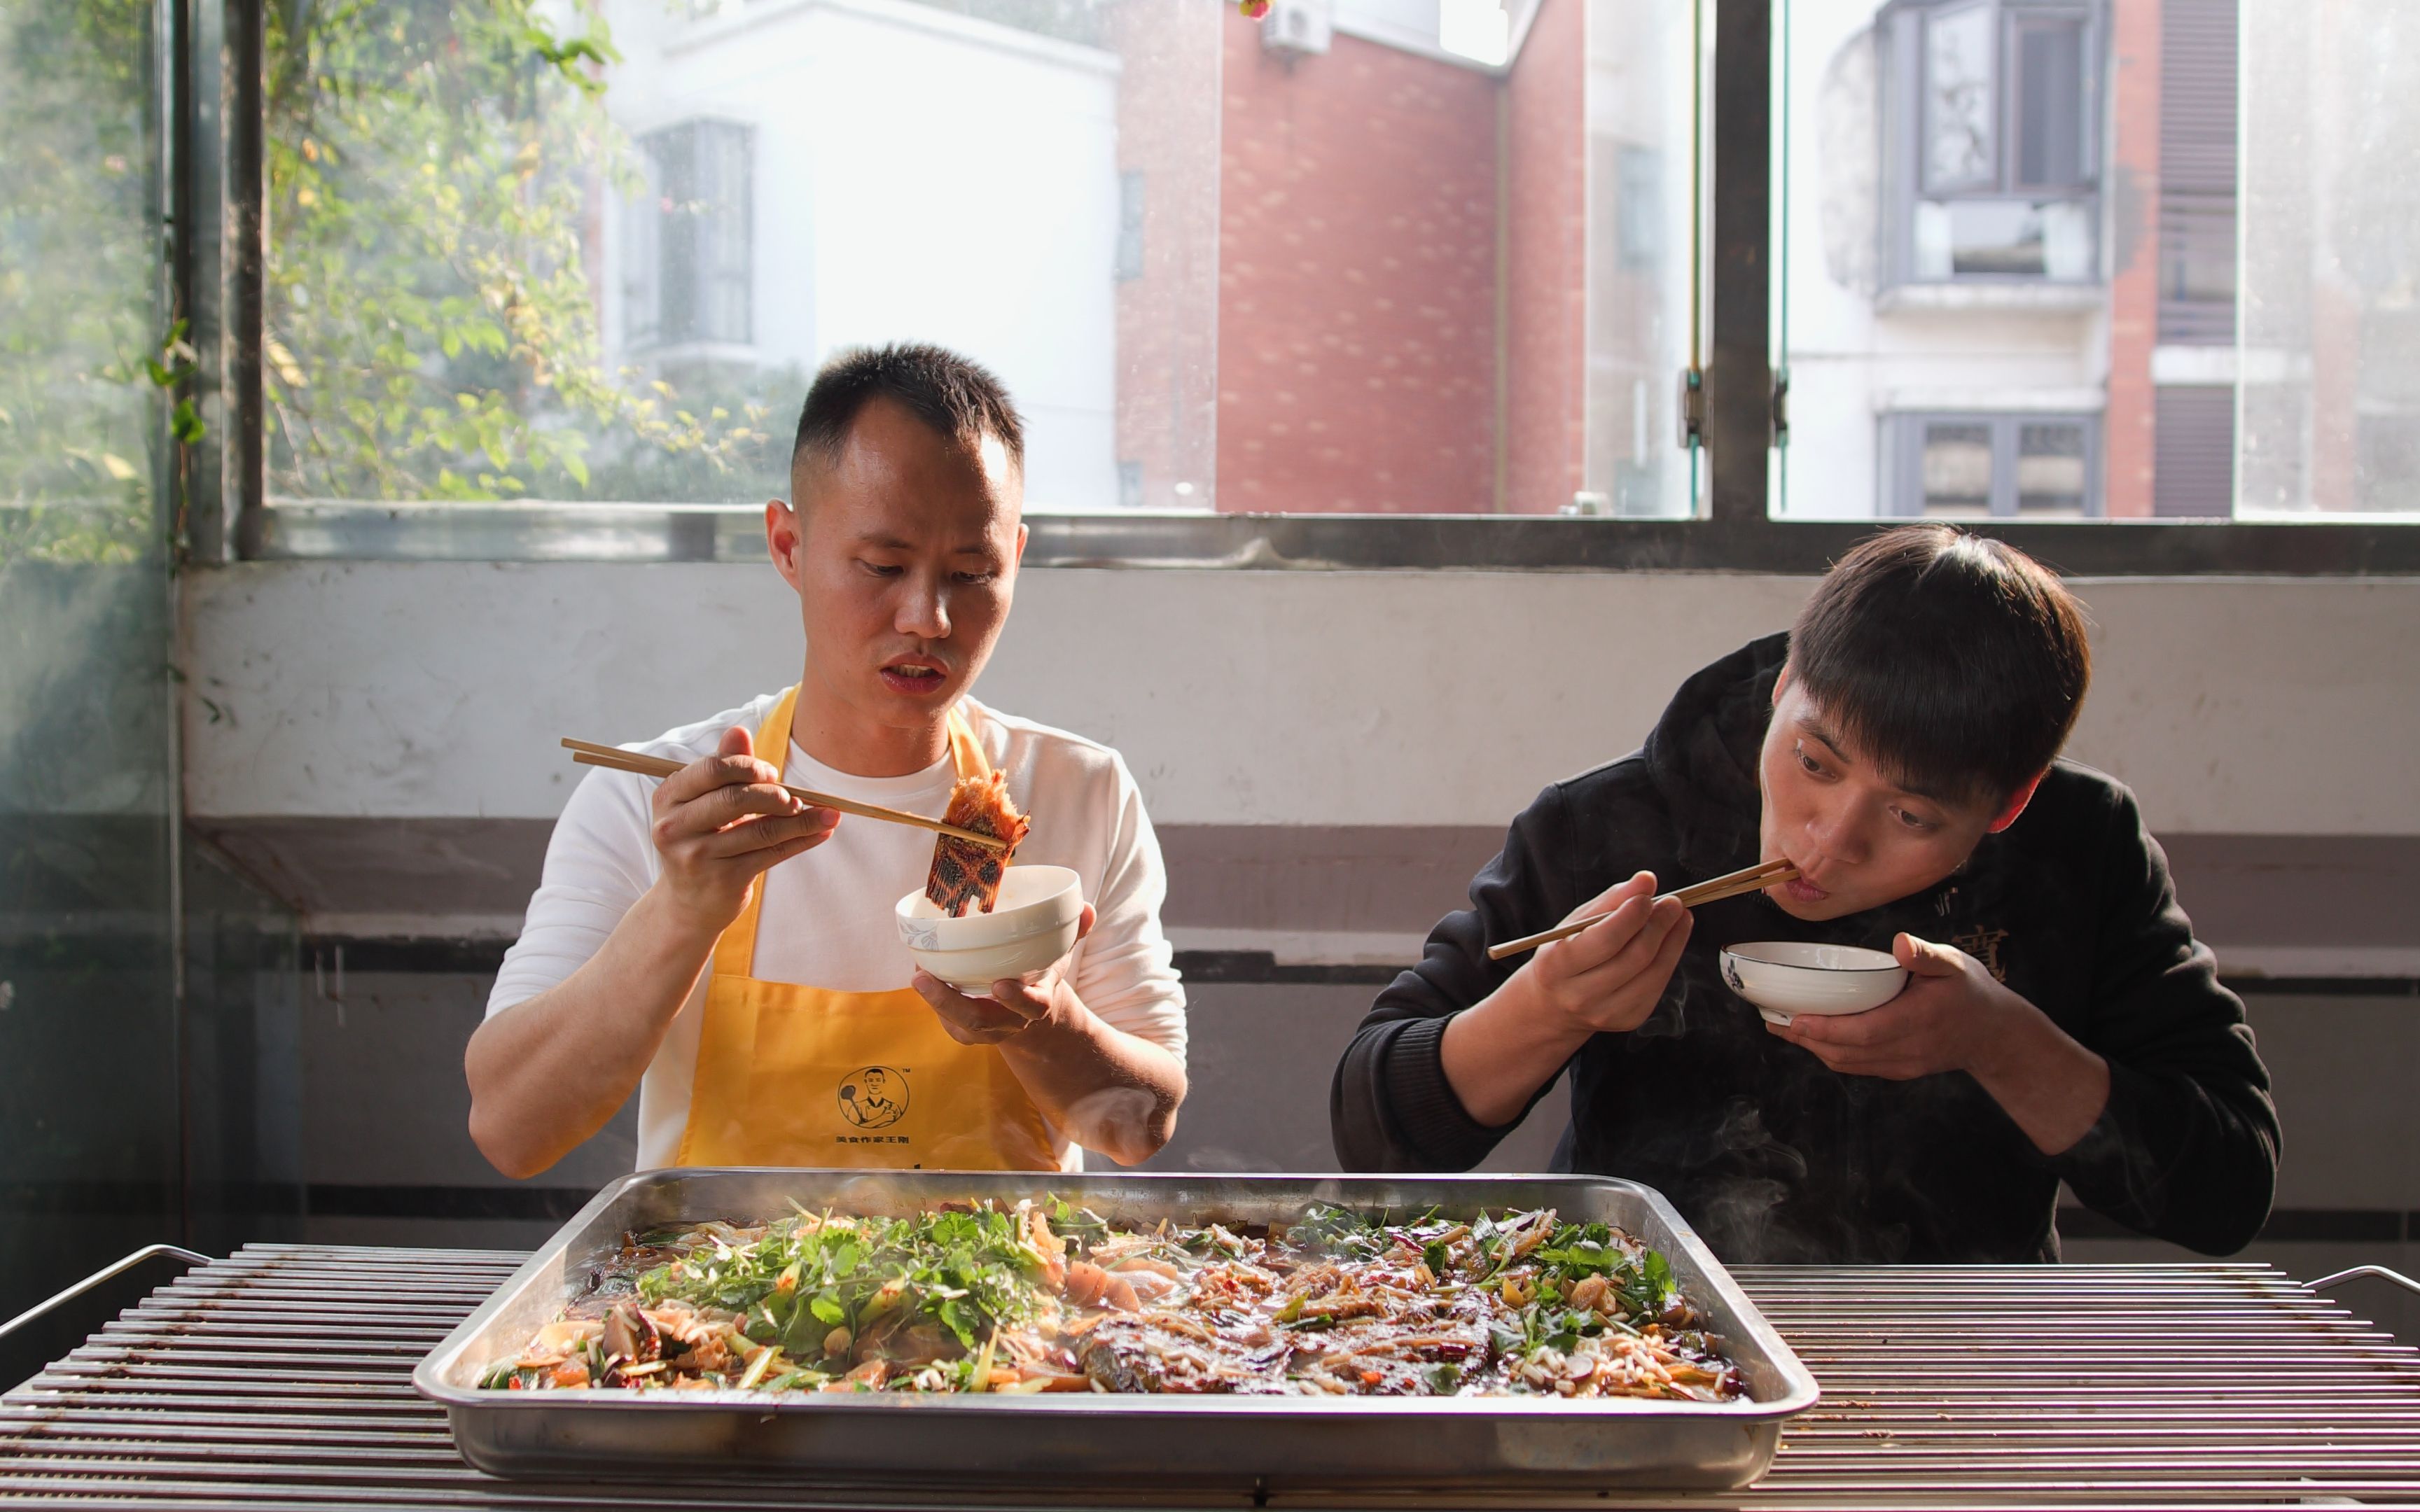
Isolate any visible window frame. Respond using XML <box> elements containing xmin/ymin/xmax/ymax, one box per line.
<box><xmin>175</xmin><ymin>0</ymin><xmax>2420</xmax><ymax>576</ymax></box>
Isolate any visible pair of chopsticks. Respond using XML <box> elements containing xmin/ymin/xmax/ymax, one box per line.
<box><xmin>1486</xmin><ymin>858</ymin><xmax>1800</xmax><ymax>961</ymax></box>
<box><xmin>561</xmin><ymin>738</ymin><xmax>1009</xmax><ymax>850</ymax></box>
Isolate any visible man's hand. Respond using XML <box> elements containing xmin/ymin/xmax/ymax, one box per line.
<box><xmin>1519</xmin><ymin>872</ymin><xmax>1694</xmax><ymax>1037</ymax></box>
<box><xmin>907</xmin><ymin>904</ymin><xmax>1184</xmax><ymax>1165</ymax></box>
<box><xmin>1438</xmin><ymin>871</ymin><xmax>1694</xmax><ymax>1126</ymax></box>
<box><xmin>648</xmin><ymin>725</ymin><xmax>838</xmax><ymax>932</ymax></box>
<box><xmin>911</xmin><ymin>904</ymin><xmax>1098</xmax><ymax>1045</ymax></box>
<box><xmin>470</xmin><ymin>724</ymin><xmax>835</xmax><ymax>1180</ymax></box>
<box><xmin>1762</xmin><ymin>932</ymin><xmax>2010</xmax><ymax>1079</ymax></box>
<box><xmin>1766</xmin><ymin>931</ymin><xmax>2112</xmax><ymax>1155</ymax></box>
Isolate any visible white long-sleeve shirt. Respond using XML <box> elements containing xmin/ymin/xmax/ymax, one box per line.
<box><xmin>487</xmin><ymin>693</ymin><xmax>1187</xmax><ymax>1170</ymax></box>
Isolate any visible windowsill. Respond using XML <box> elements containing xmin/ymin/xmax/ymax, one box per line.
<box><xmin>232</xmin><ymin>498</ymin><xmax>2420</xmax><ymax>575</ymax></box>
<box><xmin>1879</xmin><ymin>386</ymin><xmax>2105</xmax><ymax>414</ymax></box>
<box><xmin>625</xmin><ymin>340</ymin><xmax>761</xmax><ymax>367</ymax></box>
<box><xmin>667</xmin><ymin>0</ymin><xmax>1123</xmax><ymax>74</ymax></box>
<box><xmin>1876</xmin><ymin>282</ymin><xmax>2105</xmax><ymax>316</ymax></box>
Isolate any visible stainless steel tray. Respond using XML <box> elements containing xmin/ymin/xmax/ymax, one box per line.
<box><xmin>415</xmin><ymin>1170</ymin><xmax>1819</xmax><ymax>1496</ymax></box>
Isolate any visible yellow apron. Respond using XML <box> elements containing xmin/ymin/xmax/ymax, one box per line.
<box><xmin>673</xmin><ymin>687</ymin><xmax>1060</xmax><ymax>1171</ymax></box>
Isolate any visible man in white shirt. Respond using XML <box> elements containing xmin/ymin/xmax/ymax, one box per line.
<box><xmin>466</xmin><ymin>344</ymin><xmax>1188</xmax><ymax>1177</ymax></box>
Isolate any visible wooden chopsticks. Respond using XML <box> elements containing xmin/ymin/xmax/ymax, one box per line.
<box><xmin>1485</xmin><ymin>858</ymin><xmax>1800</xmax><ymax>962</ymax></box>
<box><xmin>561</xmin><ymin>738</ymin><xmax>1010</xmax><ymax>850</ymax></box>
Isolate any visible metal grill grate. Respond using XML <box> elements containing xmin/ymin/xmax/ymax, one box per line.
<box><xmin>5</xmin><ymin>1247</ymin><xmax>2420</xmax><ymax>1508</ymax></box>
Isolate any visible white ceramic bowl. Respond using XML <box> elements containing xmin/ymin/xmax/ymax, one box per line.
<box><xmin>894</xmin><ymin>865</ymin><xmax>1083</xmax><ymax>992</ymax></box>
<box><xmin>1719</xmin><ymin>941</ymin><xmax>1910</xmax><ymax>1026</ymax></box>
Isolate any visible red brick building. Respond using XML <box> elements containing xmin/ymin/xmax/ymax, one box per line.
<box><xmin>1200</xmin><ymin>1</ymin><xmax>1590</xmax><ymax>515</ymax></box>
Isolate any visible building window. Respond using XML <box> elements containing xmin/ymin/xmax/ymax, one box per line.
<box><xmin>1615</xmin><ymin>146</ymin><xmax>1661</xmax><ymax>271</ymax></box>
<box><xmin>1116</xmin><ymin>169</ymin><xmax>1145</xmax><ymax>283</ymax></box>
<box><xmin>627</xmin><ymin>120</ymin><xmax>753</xmax><ymax>350</ymax></box>
<box><xmin>1886</xmin><ymin>412</ymin><xmax>2100</xmax><ymax>517</ymax></box>
<box><xmin>1884</xmin><ymin>0</ymin><xmax>2099</xmax><ymax>284</ymax></box>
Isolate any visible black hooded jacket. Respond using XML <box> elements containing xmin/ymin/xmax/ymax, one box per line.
<box><xmin>1330</xmin><ymin>633</ymin><xmax>2279</xmax><ymax>1264</ymax></box>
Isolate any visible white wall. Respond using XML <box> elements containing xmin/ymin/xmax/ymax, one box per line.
<box><xmin>182</xmin><ymin>559</ymin><xmax>2420</xmax><ymax>837</ymax></box>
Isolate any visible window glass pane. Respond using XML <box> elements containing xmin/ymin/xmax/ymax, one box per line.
<box><xmin>0</xmin><ymin>0</ymin><xmax>183</xmax><ymax>1351</ymax></box>
<box><xmin>266</xmin><ymin>0</ymin><xmax>1221</xmax><ymax>512</ymax></box>
<box><xmin>1919</xmin><ymin>421</ymin><xmax>1996</xmax><ymax>516</ymax></box>
<box><xmin>2015</xmin><ymin>419</ymin><xmax>2089</xmax><ymax>514</ymax></box>
<box><xmin>1774</xmin><ymin>0</ymin><xmax>2302</xmax><ymax>522</ymax></box>
<box><xmin>2011</xmin><ymin>16</ymin><xmax>2087</xmax><ymax>188</ymax></box>
<box><xmin>1580</xmin><ymin>0</ymin><xmax>1701</xmax><ymax>518</ymax></box>
<box><xmin>265</xmin><ymin>0</ymin><xmax>1702</xmax><ymax>522</ymax></box>
<box><xmin>1219</xmin><ymin>0</ymin><xmax>1697</xmax><ymax>516</ymax></box>
<box><xmin>1</xmin><ymin>0</ymin><xmax>156</xmax><ymax>554</ymax></box>
<box><xmin>1924</xmin><ymin>4</ymin><xmax>1998</xmax><ymax>191</ymax></box>
<box><xmin>2238</xmin><ymin>0</ymin><xmax>2420</xmax><ymax>518</ymax></box>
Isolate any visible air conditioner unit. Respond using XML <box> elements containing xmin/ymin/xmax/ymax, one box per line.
<box><xmin>1261</xmin><ymin>0</ymin><xmax>1332</xmax><ymax>57</ymax></box>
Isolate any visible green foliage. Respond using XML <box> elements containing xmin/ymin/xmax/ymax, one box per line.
<box><xmin>263</xmin><ymin>0</ymin><xmax>786</xmax><ymax>503</ymax></box>
<box><xmin>14</xmin><ymin>0</ymin><xmax>1104</xmax><ymax>540</ymax></box>
<box><xmin>0</xmin><ymin>0</ymin><xmax>159</xmax><ymax>563</ymax></box>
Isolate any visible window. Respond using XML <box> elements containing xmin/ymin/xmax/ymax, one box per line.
<box><xmin>0</xmin><ymin>0</ymin><xmax>186</xmax><ymax>1296</ymax></box>
<box><xmin>1781</xmin><ymin>0</ymin><xmax>2123</xmax><ymax>523</ymax></box>
<box><xmin>1774</xmin><ymin>0</ymin><xmax>2420</xmax><ymax>540</ymax></box>
<box><xmin>263</xmin><ymin>0</ymin><xmax>1217</xmax><ymax>513</ymax></box>
<box><xmin>1884</xmin><ymin>0</ymin><xmax>2099</xmax><ymax>285</ymax></box>
<box><xmin>146</xmin><ymin>0</ymin><xmax>2420</xmax><ymax>565</ymax></box>
<box><xmin>625</xmin><ymin>120</ymin><xmax>754</xmax><ymax>353</ymax></box>
<box><xmin>1115</xmin><ymin>169</ymin><xmax>1145</xmax><ymax>284</ymax></box>
<box><xmin>244</xmin><ymin>0</ymin><xmax>1704</xmax><ymax>522</ymax></box>
<box><xmin>2235</xmin><ymin>0</ymin><xmax>2420</xmax><ymax>518</ymax></box>
<box><xmin>1615</xmin><ymin>146</ymin><xmax>1661</xmax><ymax>272</ymax></box>
<box><xmin>1887</xmin><ymin>413</ymin><xmax>2099</xmax><ymax>518</ymax></box>
<box><xmin>1</xmin><ymin>0</ymin><xmax>158</xmax><ymax>558</ymax></box>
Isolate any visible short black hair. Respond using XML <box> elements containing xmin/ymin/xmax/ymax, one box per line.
<box><xmin>789</xmin><ymin>342</ymin><xmax>1025</xmax><ymax>485</ymax></box>
<box><xmin>1790</xmin><ymin>524</ymin><xmax>2092</xmax><ymax>807</ymax></box>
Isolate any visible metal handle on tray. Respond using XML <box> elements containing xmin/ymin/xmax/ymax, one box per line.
<box><xmin>2307</xmin><ymin>1265</ymin><xmax>2420</xmax><ymax>1299</ymax></box>
<box><xmin>0</xmin><ymin>1244</ymin><xmax>210</xmax><ymax>1344</ymax></box>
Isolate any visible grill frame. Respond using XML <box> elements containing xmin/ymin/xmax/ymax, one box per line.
<box><xmin>6</xmin><ymin>1244</ymin><xmax>2420</xmax><ymax>1508</ymax></box>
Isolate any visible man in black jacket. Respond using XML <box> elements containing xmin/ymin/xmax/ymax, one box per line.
<box><xmin>1331</xmin><ymin>526</ymin><xmax>2278</xmax><ymax>1264</ymax></box>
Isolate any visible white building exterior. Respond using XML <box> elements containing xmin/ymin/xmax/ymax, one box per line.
<box><xmin>598</xmin><ymin>0</ymin><xmax>1125</xmax><ymax>511</ymax></box>
<box><xmin>1775</xmin><ymin>0</ymin><xmax>2115</xmax><ymax>520</ymax></box>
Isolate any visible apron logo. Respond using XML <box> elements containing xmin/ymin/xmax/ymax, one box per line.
<box><xmin>838</xmin><ymin>1065</ymin><xmax>910</xmax><ymax>1130</ymax></box>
